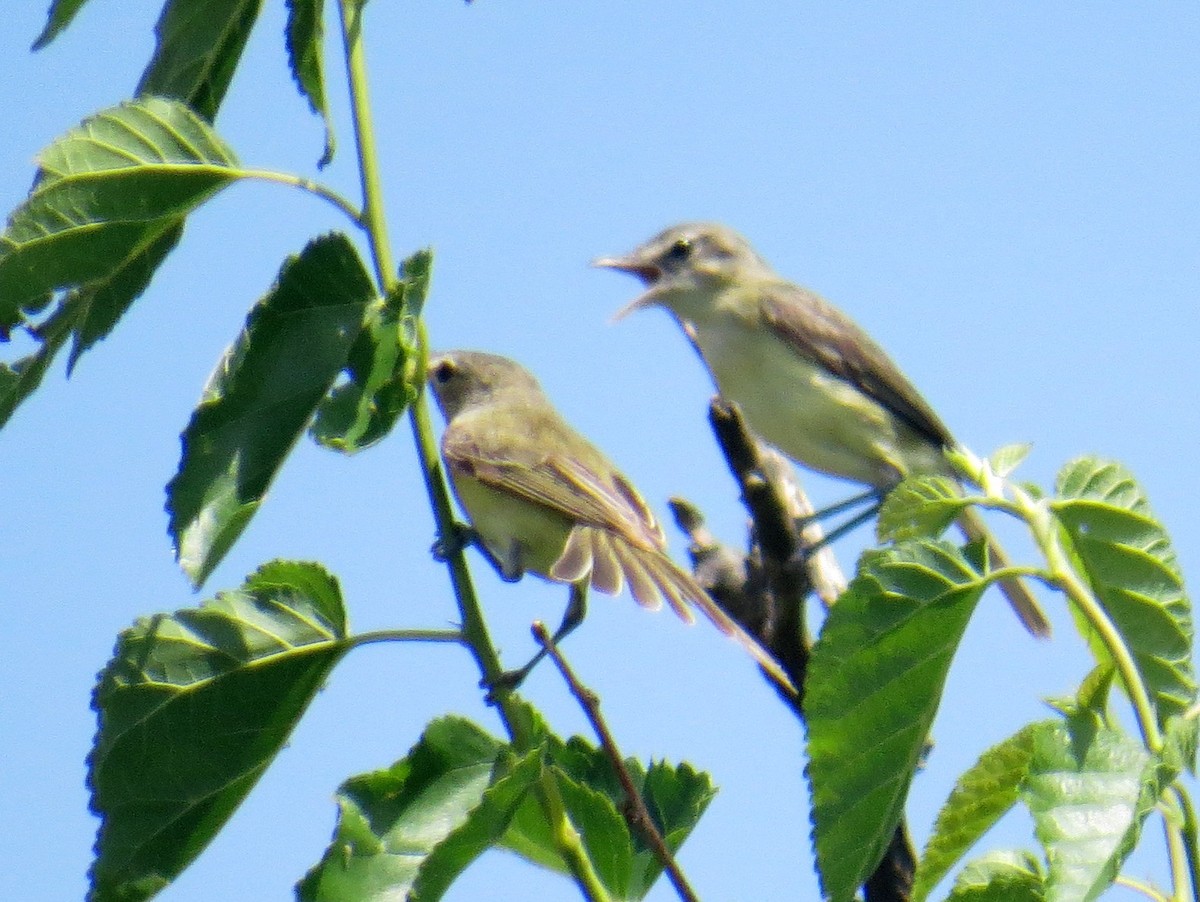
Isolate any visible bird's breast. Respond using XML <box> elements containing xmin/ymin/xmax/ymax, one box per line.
<box><xmin>686</xmin><ymin>311</ymin><xmax>938</xmax><ymax>487</ymax></box>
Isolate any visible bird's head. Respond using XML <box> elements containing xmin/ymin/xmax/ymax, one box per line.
<box><xmin>594</xmin><ymin>222</ymin><xmax>772</xmax><ymax>320</ymax></box>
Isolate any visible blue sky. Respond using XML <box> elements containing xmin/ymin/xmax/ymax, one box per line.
<box><xmin>2</xmin><ymin>3</ymin><xmax>1198</xmax><ymax>900</ymax></box>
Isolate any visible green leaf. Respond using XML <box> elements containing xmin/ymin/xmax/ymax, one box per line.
<box><xmin>946</xmin><ymin>851</ymin><xmax>1044</xmax><ymax>901</ymax></box>
<box><xmin>988</xmin><ymin>443</ymin><xmax>1032</xmax><ymax>478</ymax></box>
<box><xmin>31</xmin><ymin>0</ymin><xmax>91</xmax><ymax>48</ymax></box>
<box><xmin>501</xmin><ymin>735</ymin><xmax>715</xmax><ymax>899</ymax></box>
<box><xmin>310</xmin><ymin>249</ymin><xmax>432</xmax><ymax>453</ymax></box>
<box><xmin>167</xmin><ymin>233</ymin><xmax>375</xmax><ymax>587</ymax></box>
<box><xmin>0</xmin><ymin>98</ymin><xmax>238</xmax><ymax>426</ymax></box>
<box><xmin>286</xmin><ymin>0</ymin><xmax>336</xmax><ymax>167</ymax></box>
<box><xmin>1052</xmin><ymin>458</ymin><xmax>1196</xmax><ymax>727</ymax></box>
<box><xmin>554</xmin><ymin>771</ymin><xmax>636</xmax><ymax>896</ymax></box>
<box><xmin>1046</xmin><ymin>665</ymin><xmax>1116</xmax><ymax>721</ymax></box>
<box><xmin>877</xmin><ymin>475</ymin><xmax>966</xmax><ymax>542</ymax></box>
<box><xmin>0</xmin><ymin>298</ymin><xmax>75</xmax><ymax>428</ymax></box>
<box><xmin>806</xmin><ymin>541</ymin><xmax>989</xmax><ymax>902</ymax></box>
<box><xmin>1163</xmin><ymin>714</ymin><xmax>1199</xmax><ymax>777</ymax></box>
<box><xmin>912</xmin><ymin>726</ymin><xmax>1037</xmax><ymax>902</ymax></box>
<box><xmin>1023</xmin><ymin>717</ymin><xmax>1160</xmax><ymax>902</ymax></box>
<box><xmin>297</xmin><ymin>718</ymin><xmax>543</xmax><ymax>902</ymax></box>
<box><xmin>137</xmin><ymin>0</ymin><xmax>265</xmax><ymax>121</ymax></box>
<box><xmin>89</xmin><ymin>561</ymin><xmax>350</xmax><ymax>902</ymax></box>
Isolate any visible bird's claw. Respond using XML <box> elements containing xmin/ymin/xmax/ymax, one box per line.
<box><xmin>432</xmin><ymin>522</ymin><xmax>476</xmax><ymax>562</ymax></box>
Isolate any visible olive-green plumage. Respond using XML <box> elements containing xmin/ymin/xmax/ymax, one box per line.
<box><xmin>596</xmin><ymin>222</ymin><xmax>1050</xmax><ymax>638</ymax></box>
<box><xmin>428</xmin><ymin>349</ymin><xmax>794</xmax><ymax>691</ymax></box>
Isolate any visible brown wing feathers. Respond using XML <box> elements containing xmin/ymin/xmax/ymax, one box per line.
<box><xmin>549</xmin><ymin>522</ymin><xmax>796</xmax><ymax>693</ymax></box>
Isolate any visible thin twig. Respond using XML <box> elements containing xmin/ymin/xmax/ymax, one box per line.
<box><xmin>532</xmin><ymin>622</ymin><xmax>701</xmax><ymax>902</ymax></box>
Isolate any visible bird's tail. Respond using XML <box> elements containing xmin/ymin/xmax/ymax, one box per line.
<box><xmin>956</xmin><ymin>506</ymin><xmax>1051</xmax><ymax>638</ymax></box>
<box><xmin>552</xmin><ymin>526</ymin><xmax>797</xmax><ymax>694</ymax></box>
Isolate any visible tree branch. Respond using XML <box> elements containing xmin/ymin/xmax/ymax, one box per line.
<box><xmin>671</xmin><ymin>398</ymin><xmax>916</xmax><ymax>901</ymax></box>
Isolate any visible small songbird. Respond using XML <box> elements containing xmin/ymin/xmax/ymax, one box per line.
<box><xmin>427</xmin><ymin>349</ymin><xmax>794</xmax><ymax>692</ymax></box>
<box><xmin>594</xmin><ymin>222</ymin><xmax>1050</xmax><ymax>638</ymax></box>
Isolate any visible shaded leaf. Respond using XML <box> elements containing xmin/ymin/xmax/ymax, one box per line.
<box><xmin>553</xmin><ymin>771</ymin><xmax>635</xmax><ymax>896</ymax></box>
<box><xmin>1046</xmin><ymin>665</ymin><xmax>1116</xmax><ymax>723</ymax></box>
<box><xmin>912</xmin><ymin>725</ymin><xmax>1037</xmax><ymax>902</ymax></box>
<box><xmin>167</xmin><ymin>233</ymin><xmax>375</xmax><ymax>587</ymax></box>
<box><xmin>31</xmin><ymin>0</ymin><xmax>92</xmax><ymax>49</ymax></box>
<box><xmin>286</xmin><ymin>0</ymin><xmax>336</xmax><ymax>167</ymax></box>
<box><xmin>137</xmin><ymin>0</ymin><xmax>264</xmax><ymax>121</ymax></box>
<box><xmin>806</xmin><ymin>541</ymin><xmax>989</xmax><ymax>902</ymax></box>
<box><xmin>89</xmin><ymin>561</ymin><xmax>350</xmax><ymax>902</ymax></box>
<box><xmin>0</xmin><ymin>300</ymin><xmax>74</xmax><ymax>428</ymax></box>
<box><xmin>1052</xmin><ymin>458</ymin><xmax>1195</xmax><ymax>727</ymax></box>
<box><xmin>0</xmin><ymin>99</ymin><xmax>237</xmax><ymax>426</ymax></box>
<box><xmin>310</xmin><ymin>249</ymin><xmax>432</xmax><ymax>453</ymax></box>
<box><xmin>297</xmin><ymin>718</ymin><xmax>543</xmax><ymax>902</ymax></box>
<box><xmin>1023</xmin><ymin>718</ymin><xmax>1159</xmax><ymax>902</ymax></box>
<box><xmin>947</xmin><ymin>851</ymin><xmax>1044</xmax><ymax>902</ymax></box>
<box><xmin>877</xmin><ymin>475</ymin><xmax>966</xmax><ymax>543</ymax></box>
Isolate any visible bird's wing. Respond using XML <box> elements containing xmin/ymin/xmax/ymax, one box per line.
<box><xmin>444</xmin><ymin>414</ymin><xmax>798</xmax><ymax>696</ymax></box>
<box><xmin>551</xmin><ymin>522</ymin><xmax>797</xmax><ymax>695</ymax></box>
<box><xmin>758</xmin><ymin>281</ymin><xmax>955</xmax><ymax>449</ymax></box>
<box><xmin>442</xmin><ymin>420</ymin><xmax>666</xmax><ymax>553</ymax></box>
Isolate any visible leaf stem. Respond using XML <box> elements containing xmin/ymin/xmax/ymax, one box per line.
<box><xmin>349</xmin><ymin>628</ymin><xmax>464</xmax><ymax>648</ymax></box>
<box><xmin>1034</xmin><ymin>507</ymin><xmax>1163</xmax><ymax>752</ymax></box>
<box><xmin>1116</xmin><ymin>874</ymin><xmax>1173</xmax><ymax>902</ymax></box>
<box><xmin>956</xmin><ymin>452</ymin><xmax>1165</xmax><ymax>754</ymax></box>
<box><xmin>1169</xmin><ymin>785</ymin><xmax>1200</xmax><ymax>902</ymax></box>
<box><xmin>238</xmin><ymin>169</ymin><xmax>363</xmax><ymax>225</ymax></box>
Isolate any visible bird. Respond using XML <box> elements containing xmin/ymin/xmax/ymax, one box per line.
<box><xmin>594</xmin><ymin>222</ymin><xmax>1050</xmax><ymax>638</ymax></box>
<box><xmin>427</xmin><ymin>349</ymin><xmax>796</xmax><ymax>691</ymax></box>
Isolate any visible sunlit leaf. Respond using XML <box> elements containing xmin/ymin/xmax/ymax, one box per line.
<box><xmin>90</xmin><ymin>561</ymin><xmax>350</xmax><ymax>902</ymax></box>
<box><xmin>0</xmin><ymin>98</ymin><xmax>238</xmax><ymax>427</ymax></box>
<box><xmin>167</xmin><ymin>233</ymin><xmax>376</xmax><ymax>586</ymax></box>
<box><xmin>988</xmin><ymin>443</ymin><xmax>1032</xmax><ymax>478</ymax></box>
<box><xmin>806</xmin><ymin>541</ymin><xmax>988</xmax><ymax>901</ymax></box>
<box><xmin>1023</xmin><ymin>717</ymin><xmax>1160</xmax><ymax>902</ymax></box>
<box><xmin>946</xmin><ymin>851</ymin><xmax>1044</xmax><ymax>901</ymax></box>
<box><xmin>876</xmin><ymin>475</ymin><xmax>966</xmax><ymax>543</ymax></box>
<box><xmin>913</xmin><ymin>726</ymin><xmax>1037</xmax><ymax>901</ymax></box>
<box><xmin>1052</xmin><ymin>458</ymin><xmax>1195</xmax><ymax>728</ymax></box>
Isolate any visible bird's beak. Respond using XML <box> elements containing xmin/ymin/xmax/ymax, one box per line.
<box><xmin>592</xmin><ymin>255</ymin><xmax>661</xmax><ymax>322</ymax></box>
<box><xmin>591</xmin><ymin>255</ymin><xmax>660</xmax><ymax>283</ymax></box>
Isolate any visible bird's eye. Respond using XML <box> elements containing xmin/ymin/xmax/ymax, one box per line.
<box><xmin>664</xmin><ymin>237</ymin><xmax>693</xmax><ymax>263</ymax></box>
<box><xmin>432</xmin><ymin>360</ymin><xmax>456</xmax><ymax>384</ymax></box>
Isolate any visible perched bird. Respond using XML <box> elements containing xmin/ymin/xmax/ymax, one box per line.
<box><xmin>427</xmin><ymin>349</ymin><xmax>794</xmax><ymax>691</ymax></box>
<box><xmin>594</xmin><ymin>222</ymin><xmax>1050</xmax><ymax>638</ymax></box>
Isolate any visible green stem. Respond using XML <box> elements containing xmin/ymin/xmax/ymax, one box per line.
<box><xmin>964</xmin><ymin>469</ymin><xmax>1164</xmax><ymax>754</ymax></box>
<box><xmin>1037</xmin><ymin>513</ymin><xmax>1163</xmax><ymax>752</ymax></box>
<box><xmin>334</xmin><ymin>5</ymin><xmax>608</xmax><ymax>898</ymax></box>
<box><xmin>1116</xmin><ymin>875</ymin><xmax>1173</xmax><ymax>902</ymax></box>
<box><xmin>238</xmin><ymin>169</ymin><xmax>363</xmax><ymax>225</ymax></box>
<box><xmin>349</xmin><ymin>628</ymin><xmax>464</xmax><ymax>648</ymax></box>
<box><xmin>1170</xmin><ymin>785</ymin><xmax>1200</xmax><ymax>902</ymax></box>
